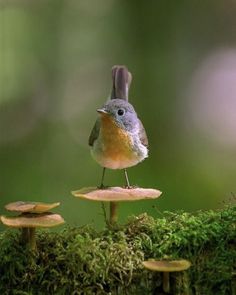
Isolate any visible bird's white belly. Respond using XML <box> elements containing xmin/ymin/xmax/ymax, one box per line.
<box><xmin>91</xmin><ymin>136</ymin><xmax>148</xmax><ymax>169</ymax></box>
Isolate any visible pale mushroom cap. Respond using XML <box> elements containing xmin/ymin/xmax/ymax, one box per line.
<box><xmin>142</xmin><ymin>260</ymin><xmax>191</xmax><ymax>272</ymax></box>
<box><xmin>5</xmin><ymin>201</ymin><xmax>60</xmax><ymax>213</ymax></box>
<box><xmin>0</xmin><ymin>213</ymin><xmax>65</xmax><ymax>228</ymax></box>
<box><xmin>72</xmin><ymin>187</ymin><xmax>162</xmax><ymax>202</ymax></box>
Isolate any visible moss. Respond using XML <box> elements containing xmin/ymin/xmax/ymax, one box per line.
<box><xmin>0</xmin><ymin>206</ymin><xmax>235</xmax><ymax>294</ymax></box>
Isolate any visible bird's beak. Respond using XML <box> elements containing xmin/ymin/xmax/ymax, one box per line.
<box><xmin>97</xmin><ymin>108</ymin><xmax>108</xmax><ymax>115</ymax></box>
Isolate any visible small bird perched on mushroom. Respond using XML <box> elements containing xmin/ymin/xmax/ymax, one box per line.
<box><xmin>89</xmin><ymin>65</ymin><xmax>148</xmax><ymax>188</ymax></box>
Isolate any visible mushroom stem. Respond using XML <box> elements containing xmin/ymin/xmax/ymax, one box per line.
<box><xmin>21</xmin><ymin>228</ymin><xmax>29</xmax><ymax>243</ymax></box>
<box><xmin>163</xmin><ymin>272</ymin><xmax>170</xmax><ymax>293</ymax></box>
<box><xmin>28</xmin><ymin>228</ymin><xmax>36</xmax><ymax>251</ymax></box>
<box><xmin>110</xmin><ymin>201</ymin><xmax>118</xmax><ymax>224</ymax></box>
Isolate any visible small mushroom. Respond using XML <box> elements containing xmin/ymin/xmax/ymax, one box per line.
<box><xmin>5</xmin><ymin>201</ymin><xmax>60</xmax><ymax>213</ymax></box>
<box><xmin>142</xmin><ymin>259</ymin><xmax>191</xmax><ymax>293</ymax></box>
<box><xmin>72</xmin><ymin>186</ymin><xmax>162</xmax><ymax>224</ymax></box>
<box><xmin>0</xmin><ymin>201</ymin><xmax>64</xmax><ymax>250</ymax></box>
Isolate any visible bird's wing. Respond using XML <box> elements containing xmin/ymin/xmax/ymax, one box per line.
<box><xmin>138</xmin><ymin>119</ymin><xmax>148</xmax><ymax>147</ymax></box>
<box><xmin>88</xmin><ymin>119</ymin><xmax>100</xmax><ymax>146</ymax></box>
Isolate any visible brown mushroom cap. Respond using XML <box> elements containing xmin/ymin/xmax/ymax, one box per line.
<box><xmin>5</xmin><ymin>201</ymin><xmax>60</xmax><ymax>213</ymax></box>
<box><xmin>0</xmin><ymin>213</ymin><xmax>65</xmax><ymax>228</ymax></box>
<box><xmin>142</xmin><ymin>260</ymin><xmax>191</xmax><ymax>272</ymax></box>
<box><xmin>72</xmin><ymin>186</ymin><xmax>162</xmax><ymax>202</ymax></box>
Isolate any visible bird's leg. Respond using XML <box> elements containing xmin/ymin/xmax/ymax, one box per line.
<box><xmin>98</xmin><ymin>167</ymin><xmax>107</xmax><ymax>189</ymax></box>
<box><xmin>124</xmin><ymin>169</ymin><xmax>131</xmax><ymax>188</ymax></box>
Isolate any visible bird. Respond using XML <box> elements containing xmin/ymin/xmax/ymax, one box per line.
<box><xmin>89</xmin><ymin>65</ymin><xmax>148</xmax><ymax>188</ymax></box>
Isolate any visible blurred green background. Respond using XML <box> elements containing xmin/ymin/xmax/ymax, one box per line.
<box><xmin>1</xmin><ymin>1</ymin><xmax>236</xmax><ymax>229</ymax></box>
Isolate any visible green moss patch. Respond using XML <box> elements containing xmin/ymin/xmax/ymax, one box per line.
<box><xmin>0</xmin><ymin>206</ymin><xmax>235</xmax><ymax>294</ymax></box>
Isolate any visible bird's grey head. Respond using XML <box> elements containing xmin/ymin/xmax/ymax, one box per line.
<box><xmin>97</xmin><ymin>99</ymin><xmax>139</xmax><ymax>132</ymax></box>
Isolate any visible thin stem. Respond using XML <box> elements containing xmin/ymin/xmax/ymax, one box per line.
<box><xmin>124</xmin><ymin>169</ymin><xmax>130</xmax><ymax>188</ymax></box>
<box><xmin>101</xmin><ymin>202</ymin><xmax>109</xmax><ymax>226</ymax></box>
<box><xmin>110</xmin><ymin>202</ymin><xmax>118</xmax><ymax>224</ymax></box>
<box><xmin>163</xmin><ymin>272</ymin><xmax>170</xmax><ymax>293</ymax></box>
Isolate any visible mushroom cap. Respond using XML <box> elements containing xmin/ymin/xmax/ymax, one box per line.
<box><xmin>72</xmin><ymin>186</ymin><xmax>162</xmax><ymax>202</ymax></box>
<box><xmin>5</xmin><ymin>201</ymin><xmax>60</xmax><ymax>213</ymax></box>
<box><xmin>0</xmin><ymin>213</ymin><xmax>65</xmax><ymax>228</ymax></box>
<box><xmin>142</xmin><ymin>260</ymin><xmax>191</xmax><ymax>272</ymax></box>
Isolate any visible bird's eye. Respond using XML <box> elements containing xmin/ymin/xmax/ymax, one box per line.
<box><xmin>117</xmin><ymin>109</ymin><xmax>125</xmax><ymax>116</ymax></box>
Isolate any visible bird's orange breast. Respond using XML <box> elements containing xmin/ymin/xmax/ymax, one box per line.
<box><xmin>99</xmin><ymin>115</ymin><xmax>133</xmax><ymax>160</ymax></box>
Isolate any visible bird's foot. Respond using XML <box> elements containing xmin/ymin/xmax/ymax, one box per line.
<box><xmin>97</xmin><ymin>184</ymin><xmax>109</xmax><ymax>190</ymax></box>
<box><xmin>123</xmin><ymin>184</ymin><xmax>138</xmax><ymax>189</ymax></box>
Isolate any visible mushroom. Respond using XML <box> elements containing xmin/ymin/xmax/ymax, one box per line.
<box><xmin>142</xmin><ymin>259</ymin><xmax>191</xmax><ymax>293</ymax></box>
<box><xmin>5</xmin><ymin>201</ymin><xmax>60</xmax><ymax>213</ymax></box>
<box><xmin>72</xmin><ymin>186</ymin><xmax>162</xmax><ymax>224</ymax></box>
<box><xmin>0</xmin><ymin>201</ymin><xmax>64</xmax><ymax>250</ymax></box>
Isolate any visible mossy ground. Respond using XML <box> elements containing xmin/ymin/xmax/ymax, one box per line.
<box><xmin>0</xmin><ymin>206</ymin><xmax>235</xmax><ymax>294</ymax></box>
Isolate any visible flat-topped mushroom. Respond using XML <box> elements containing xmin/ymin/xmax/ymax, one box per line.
<box><xmin>5</xmin><ymin>201</ymin><xmax>60</xmax><ymax>213</ymax></box>
<box><xmin>1</xmin><ymin>213</ymin><xmax>64</xmax><ymax>228</ymax></box>
<box><xmin>0</xmin><ymin>201</ymin><xmax>65</xmax><ymax>250</ymax></box>
<box><xmin>143</xmin><ymin>259</ymin><xmax>191</xmax><ymax>293</ymax></box>
<box><xmin>72</xmin><ymin>187</ymin><xmax>161</xmax><ymax>202</ymax></box>
<box><xmin>72</xmin><ymin>186</ymin><xmax>162</xmax><ymax>224</ymax></box>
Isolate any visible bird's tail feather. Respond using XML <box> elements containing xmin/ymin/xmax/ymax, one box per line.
<box><xmin>111</xmin><ymin>65</ymin><xmax>132</xmax><ymax>101</ymax></box>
